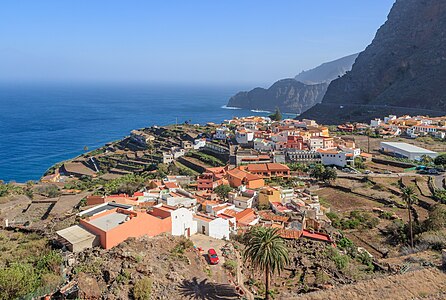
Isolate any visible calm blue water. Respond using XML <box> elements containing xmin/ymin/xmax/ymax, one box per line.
<box><xmin>0</xmin><ymin>82</ymin><xmax>287</xmax><ymax>182</ymax></box>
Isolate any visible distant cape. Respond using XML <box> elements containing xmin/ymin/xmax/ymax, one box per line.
<box><xmin>226</xmin><ymin>53</ymin><xmax>358</xmax><ymax>114</ymax></box>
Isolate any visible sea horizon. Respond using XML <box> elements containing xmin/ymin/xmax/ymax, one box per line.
<box><xmin>0</xmin><ymin>82</ymin><xmax>294</xmax><ymax>183</ymax></box>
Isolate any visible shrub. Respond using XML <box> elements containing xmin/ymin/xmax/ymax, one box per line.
<box><xmin>171</xmin><ymin>238</ymin><xmax>194</xmax><ymax>256</ymax></box>
<box><xmin>104</xmin><ymin>174</ymin><xmax>146</xmax><ymax>195</ymax></box>
<box><xmin>36</xmin><ymin>185</ymin><xmax>60</xmax><ymax>198</ymax></box>
<box><xmin>0</xmin><ymin>263</ymin><xmax>39</xmax><ymax>299</ymax></box>
<box><xmin>133</xmin><ymin>277</ymin><xmax>152</xmax><ymax>300</ymax></box>
<box><xmin>223</xmin><ymin>259</ymin><xmax>237</xmax><ymax>276</ymax></box>
<box><xmin>384</xmin><ymin>220</ymin><xmax>408</xmax><ymax>245</ymax></box>
<box><xmin>36</xmin><ymin>251</ymin><xmax>63</xmax><ymax>273</ymax></box>
<box><xmin>327</xmin><ymin>248</ymin><xmax>349</xmax><ymax>270</ymax></box>
<box><xmin>418</xmin><ymin>231</ymin><xmax>446</xmax><ymax>250</ymax></box>
<box><xmin>424</xmin><ymin>204</ymin><xmax>446</xmax><ymax>231</ymax></box>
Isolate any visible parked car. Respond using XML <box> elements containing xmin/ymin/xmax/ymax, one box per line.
<box><xmin>208</xmin><ymin>248</ymin><xmax>219</xmax><ymax>265</ymax></box>
<box><xmin>428</xmin><ymin>168</ymin><xmax>439</xmax><ymax>175</ymax></box>
<box><xmin>384</xmin><ymin>170</ymin><xmax>392</xmax><ymax>174</ymax></box>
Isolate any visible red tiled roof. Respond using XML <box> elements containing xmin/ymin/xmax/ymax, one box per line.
<box><xmin>302</xmin><ymin>229</ymin><xmax>332</xmax><ymax>242</ymax></box>
<box><xmin>279</xmin><ymin>229</ymin><xmax>302</xmax><ymax>239</ymax></box>
<box><xmin>258</xmin><ymin>211</ymin><xmax>289</xmax><ymax>223</ymax></box>
<box><xmin>164</xmin><ymin>182</ymin><xmax>179</xmax><ymax>189</ymax></box>
<box><xmin>266</xmin><ymin>163</ymin><xmax>290</xmax><ymax>172</ymax></box>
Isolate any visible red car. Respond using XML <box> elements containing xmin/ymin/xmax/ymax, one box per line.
<box><xmin>208</xmin><ymin>248</ymin><xmax>219</xmax><ymax>265</ymax></box>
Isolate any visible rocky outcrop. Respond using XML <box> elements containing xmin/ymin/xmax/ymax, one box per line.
<box><xmin>301</xmin><ymin>0</ymin><xmax>446</xmax><ymax>124</ymax></box>
<box><xmin>227</xmin><ymin>79</ymin><xmax>328</xmax><ymax>114</ymax></box>
<box><xmin>295</xmin><ymin>53</ymin><xmax>359</xmax><ymax>84</ymax></box>
<box><xmin>226</xmin><ymin>54</ymin><xmax>358</xmax><ymax>114</ymax></box>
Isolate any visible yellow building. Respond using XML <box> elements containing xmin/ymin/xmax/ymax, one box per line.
<box><xmin>258</xmin><ymin>187</ymin><xmax>281</xmax><ymax>207</ymax></box>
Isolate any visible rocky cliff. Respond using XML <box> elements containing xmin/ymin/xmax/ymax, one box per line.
<box><xmin>227</xmin><ymin>79</ymin><xmax>328</xmax><ymax>114</ymax></box>
<box><xmin>226</xmin><ymin>54</ymin><xmax>358</xmax><ymax>114</ymax></box>
<box><xmin>300</xmin><ymin>0</ymin><xmax>446</xmax><ymax>123</ymax></box>
<box><xmin>295</xmin><ymin>53</ymin><xmax>359</xmax><ymax>84</ymax></box>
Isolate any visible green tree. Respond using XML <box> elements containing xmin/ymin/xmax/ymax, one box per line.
<box><xmin>269</xmin><ymin>107</ymin><xmax>282</xmax><ymax>121</ymax></box>
<box><xmin>401</xmin><ymin>185</ymin><xmax>419</xmax><ymax>248</ymax></box>
<box><xmin>310</xmin><ymin>164</ymin><xmax>325</xmax><ymax>181</ymax></box>
<box><xmin>424</xmin><ymin>204</ymin><xmax>446</xmax><ymax>231</ymax></box>
<box><xmin>243</xmin><ymin>227</ymin><xmax>289</xmax><ymax>300</ymax></box>
<box><xmin>214</xmin><ymin>184</ymin><xmax>232</xmax><ymax>201</ymax></box>
<box><xmin>354</xmin><ymin>157</ymin><xmax>365</xmax><ymax>169</ymax></box>
<box><xmin>322</xmin><ymin>167</ymin><xmax>337</xmax><ymax>183</ymax></box>
<box><xmin>420</xmin><ymin>155</ymin><xmax>433</xmax><ymax>166</ymax></box>
<box><xmin>434</xmin><ymin>154</ymin><xmax>446</xmax><ymax>166</ymax></box>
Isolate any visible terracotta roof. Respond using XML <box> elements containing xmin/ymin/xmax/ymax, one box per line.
<box><xmin>164</xmin><ymin>182</ymin><xmax>179</xmax><ymax>189</ymax></box>
<box><xmin>193</xmin><ymin>213</ymin><xmax>216</xmax><ymax>222</ymax></box>
<box><xmin>235</xmin><ymin>208</ymin><xmax>255</xmax><ymax>221</ymax></box>
<box><xmin>258</xmin><ymin>211</ymin><xmax>289</xmax><ymax>223</ymax></box>
<box><xmin>279</xmin><ymin>229</ymin><xmax>302</xmax><ymax>239</ymax></box>
<box><xmin>266</xmin><ymin>163</ymin><xmax>290</xmax><ymax>172</ymax></box>
<box><xmin>302</xmin><ymin>229</ymin><xmax>332</xmax><ymax>242</ymax></box>
<box><xmin>222</xmin><ymin>209</ymin><xmax>237</xmax><ymax>217</ymax></box>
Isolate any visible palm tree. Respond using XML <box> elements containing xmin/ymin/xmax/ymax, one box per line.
<box><xmin>243</xmin><ymin>227</ymin><xmax>289</xmax><ymax>300</ymax></box>
<box><xmin>400</xmin><ymin>185</ymin><xmax>419</xmax><ymax>248</ymax></box>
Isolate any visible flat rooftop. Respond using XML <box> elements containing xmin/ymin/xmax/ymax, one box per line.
<box><xmin>88</xmin><ymin>212</ymin><xmax>129</xmax><ymax>231</ymax></box>
<box><xmin>381</xmin><ymin>142</ymin><xmax>437</xmax><ymax>154</ymax></box>
<box><xmin>57</xmin><ymin>225</ymin><xmax>97</xmax><ymax>244</ymax></box>
<box><xmin>81</xmin><ymin>203</ymin><xmax>132</xmax><ymax>217</ymax></box>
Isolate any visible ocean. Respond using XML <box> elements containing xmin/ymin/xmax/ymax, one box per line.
<box><xmin>0</xmin><ymin>82</ymin><xmax>290</xmax><ymax>182</ymax></box>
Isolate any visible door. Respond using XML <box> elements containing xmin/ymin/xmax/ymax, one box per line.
<box><xmin>187</xmin><ymin>228</ymin><xmax>190</xmax><ymax>238</ymax></box>
<box><xmin>202</xmin><ymin>225</ymin><xmax>206</xmax><ymax>235</ymax></box>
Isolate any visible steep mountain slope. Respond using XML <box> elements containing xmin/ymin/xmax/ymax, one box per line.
<box><xmin>300</xmin><ymin>0</ymin><xmax>446</xmax><ymax>124</ymax></box>
<box><xmin>295</xmin><ymin>53</ymin><xmax>359</xmax><ymax>84</ymax></box>
<box><xmin>226</xmin><ymin>54</ymin><xmax>357</xmax><ymax>113</ymax></box>
<box><xmin>227</xmin><ymin>79</ymin><xmax>328</xmax><ymax>114</ymax></box>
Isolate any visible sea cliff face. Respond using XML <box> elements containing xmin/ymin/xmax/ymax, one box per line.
<box><xmin>300</xmin><ymin>0</ymin><xmax>446</xmax><ymax>123</ymax></box>
<box><xmin>226</xmin><ymin>53</ymin><xmax>358</xmax><ymax>114</ymax></box>
<box><xmin>227</xmin><ymin>79</ymin><xmax>328</xmax><ymax>114</ymax></box>
<box><xmin>294</xmin><ymin>53</ymin><xmax>358</xmax><ymax>85</ymax></box>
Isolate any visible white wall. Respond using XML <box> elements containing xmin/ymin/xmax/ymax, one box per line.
<box><xmin>320</xmin><ymin>152</ymin><xmax>348</xmax><ymax>167</ymax></box>
<box><xmin>209</xmin><ymin>218</ymin><xmax>230</xmax><ymax>240</ymax></box>
<box><xmin>171</xmin><ymin>208</ymin><xmax>198</xmax><ymax>237</ymax></box>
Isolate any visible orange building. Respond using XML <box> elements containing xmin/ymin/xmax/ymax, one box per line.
<box><xmin>226</xmin><ymin>168</ymin><xmax>264</xmax><ymax>189</ymax></box>
<box><xmin>80</xmin><ymin>208</ymin><xmax>171</xmax><ymax>249</ymax></box>
<box><xmin>244</xmin><ymin>163</ymin><xmax>290</xmax><ymax>178</ymax></box>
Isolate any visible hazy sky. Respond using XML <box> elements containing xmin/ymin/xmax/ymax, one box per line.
<box><xmin>0</xmin><ymin>0</ymin><xmax>395</xmax><ymax>85</ymax></box>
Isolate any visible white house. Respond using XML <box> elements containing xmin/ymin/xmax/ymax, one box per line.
<box><xmin>171</xmin><ymin>147</ymin><xmax>185</xmax><ymax>159</ymax></box>
<box><xmin>228</xmin><ymin>190</ymin><xmax>256</xmax><ymax>209</ymax></box>
<box><xmin>161</xmin><ymin>189</ymin><xmax>197</xmax><ymax>208</ymax></box>
<box><xmin>254</xmin><ymin>138</ymin><xmax>275</xmax><ymax>152</ymax></box>
<box><xmin>383</xmin><ymin>115</ymin><xmax>397</xmax><ymax>124</ymax></box>
<box><xmin>271</xmin><ymin>131</ymin><xmax>289</xmax><ymax>143</ymax></box>
<box><xmin>370</xmin><ymin>118</ymin><xmax>382</xmax><ymax>128</ymax></box>
<box><xmin>214</xmin><ymin>127</ymin><xmax>230</xmax><ymax>140</ymax></box>
<box><xmin>169</xmin><ymin>206</ymin><xmax>197</xmax><ymax>237</ymax></box>
<box><xmin>206</xmin><ymin>203</ymin><xmax>236</xmax><ymax>216</ymax></box>
<box><xmin>193</xmin><ymin>138</ymin><xmax>206</xmax><ymax>150</ymax></box>
<box><xmin>318</xmin><ymin>149</ymin><xmax>355</xmax><ymax>167</ymax></box>
<box><xmin>194</xmin><ymin>214</ymin><xmax>230</xmax><ymax>240</ymax></box>
<box><xmin>235</xmin><ymin>129</ymin><xmax>254</xmax><ymax>144</ymax></box>
<box><xmin>309</xmin><ymin>138</ymin><xmax>324</xmax><ymax>151</ymax></box>
<box><xmin>163</xmin><ymin>152</ymin><xmax>174</xmax><ymax>164</ymax></box>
